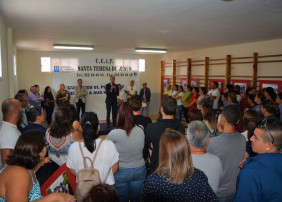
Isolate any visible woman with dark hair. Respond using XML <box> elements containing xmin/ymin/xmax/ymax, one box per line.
<box><xmin>46</xmin><ymin>106</ymin><xmax>74</xmax><ymax>166</ymax></box>
<box><xmin>228</xmin><ymin>92</ymin><xmax>239</xmax><ymax>109</ymax></box>
<box><xmin>196</xmin><ymin>87</ymin><xmax>206</xmax><ymax>110</ymax></box>
<box><xmin>245</xmin><ymin>94</ymin><xmax>256</xmax><ymax>112</ymax></box>
<box><xmin>65</xmin><ymin>104</ymin><xmax>83</xmax><ymax>142</ymax></box>
<box><xmin>276</xmin><ymin>92</ymin><xmax>282</xmax><ymax>120</ymax></box>
<box><xmin>239</xmin><ymin>110</ymin><xmax>261</xmax><ymax>167</ymax></box>
<box><xmin>107</xmin><ymin>102</ymin><xmax>146</xmax><ymax>202</ymax></box>
<box><xmin>67</xmin><ymin>112</ymin><xmax>119</xmax><ymax>194</ymax></box>
<box><xmin>187</xmin><ymin>87</ymin><xmax>199</xmax><ymax>111</ymax></box>
<box><xmin>170</xmin><ymin>84</ymin><xmax>178</xmax><ymax>97</ymax></box>
<box><xmin>142</xmin><ymin>128</ymin><xmax>217</xmax><ymax>201</ymax></box>
<box><xmin>0</xmin><ymin>130</ymin><xmax>75</xmax><ymax>202</ymax></box>
<box><xmin>253</xmin><ymin>92</ymin><xmax>265</xmax><ymax>118</ymax></box>
<box><xmin>17</xmin><ymin>89</ymin><xmax>28</xmax><ymax>97</ymax></box>
<box><xmin>234</xmin><ymin>85</ymin><xmax>242</xmax><ymax>103</ymax></box>
<box><xmin>261</xmin><ymin>99</ymin><xmax>280</xmax><ymax>123</ymax></box>
<box><xmin>44</xmin><ymin>86</ymin><xmax>55</xmax><ymax>125</ymax></box>
<box><xmin>83</xmin><ymin>184</ymin><xmax>119</xmax><ymax>202</ymax></box>
<box><xmin>263</xmin><ymin>87</ymin><xmax>277</xmax><ymax>101</ymax></box>
<box><xmin>201</xmin><ymin>104</ymin><xmax>217</xmax><ymax>133</ymax></box>
<box><xmin>188</xmin><ymin>109</ymin><xmax>203</xmax><ymax>123</ymax></box>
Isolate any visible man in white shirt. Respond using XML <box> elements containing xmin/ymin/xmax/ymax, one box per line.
<box><xmin>126</xmin><ymin>80</ymin><xmax>137</xmax><ymax>100</ymax></box>
<box><xmin>0</xmin><ymin>99</ymin><xmax>22</xmax><ymax>165</ymax></box>
<box><xmin>187</xmin><ymin>120</ymin><xmax>223</xmax><ymax>193</ymax></box>
<box><xmin>206</xmin><ymin>81</ymin><xmax>221</xmax><ymax>111</ymax></box>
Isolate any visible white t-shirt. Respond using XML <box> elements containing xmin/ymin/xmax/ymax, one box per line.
<box><xmin>176</xmin><ymin>92</ymin><xmax>184</xmax><ymax>106</ymax></box>
<box><xmin>0</xmin><ymin>121</ymin><xmax>21</xmax><ymax>168</ymax></box>
<box><xmin>0</xmin><ymin>121</ymin><xmax>21</xmax><ymax>149</ymax></box>
<box><xmin>118</xmin><ymin>90</ymin><xmax>127</xmax><ymax>102</ymax></box>
<box><xmin>126</xmin><ymin>85</ymin><xmax>137</xmax><ymax>98</ymax></box>
<box><xmin>207</xmin><ymin>88</ymin><xmax>220</xmax><ymax>109</ymax></box>
<box><xmin>241</xmin><ymin>130</ymin><xmax>248</xmax><ymax>141</ymax></box>
<box><xmin>197</xmin><ymin>95</ymin><xmax>205</xmax><ymax>110</ymax></box>
<box><xmin>67</xmin><ymin>138</ymin><xmax>119</xmax><ymax>185</ymax></box>
<box><xmin>236</xmin><ymin>94</ymin><xmax>242</xmax><ymax>103</ymax></box>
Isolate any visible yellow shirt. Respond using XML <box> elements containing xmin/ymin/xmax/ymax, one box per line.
<box><xmin>163</xmin><ymin>89</ymin><xmax>172</xmax><ymax>96</ymax></box>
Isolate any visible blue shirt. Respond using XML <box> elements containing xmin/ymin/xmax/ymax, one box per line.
<box><xmin>235</xmin><ymin>153</ymin><xmax>282</xmax><ymax>202</ymax></box>
<box><xmin>28</xmin><ymin>92</ymin><xmax>42</xmax><ymax>108</ymax></box>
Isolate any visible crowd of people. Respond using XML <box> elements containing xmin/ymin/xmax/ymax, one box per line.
<box><xmin>0</xmin><ymin>78</ymin><xmax>281</xmax><ymax>202</ymax></box>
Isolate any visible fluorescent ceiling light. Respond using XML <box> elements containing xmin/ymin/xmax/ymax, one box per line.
<box><xmin>135</xmin><ymin>48</ymin><xmax>167</xmax><ymax>53</ymax></box>
<box><xmin>53</xmin><ymin>44</ymin><xmax>94</xmax><ymax>50</ymax></box>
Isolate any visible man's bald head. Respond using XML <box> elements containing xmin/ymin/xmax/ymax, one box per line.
<box><xmin>2</xmin><ymin>99</ymin><xmax>22</xmax><ymax>122</ymax></box>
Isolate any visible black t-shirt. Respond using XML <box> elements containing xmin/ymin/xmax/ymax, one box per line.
<box><xmin>146</xmin><ymin>119</ymin><xmax>185</xmax><ymax>174</ymax></box>
<box><xmin>134</xmin><ymin>115</ymin><xmax>152</xmax><ymax>130</ymax></box>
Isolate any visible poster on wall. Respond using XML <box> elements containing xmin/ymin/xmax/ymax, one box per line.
<box><xmin>163</xmin><ymin>78</ymin><xmax>170</xmax><ymax>91</ymax></box>
<box><xmin>209</xmin><ymin>79</ymin><xmax>224</xmax><ymax>93</ymax></box>
<box><xmin>190</xmin><ymin>78</ymin><xmax>199</xmax><ymax>88</ymax></box>
<box><xmin>232</xmin><ymin>80</ymin><xmax>250</xmax><ymax>95</ymax></box>
<box><xmin>259</xmin><ymin>80</ymin><xmax>282</xmax><ymax>94</ymax></box>
<box><xmin>50</xmin><ymin>53</ymin><xmax>140</xmax><ymax>120</ymax></box>
<box><xmin>180</xmin><ymin>78</ymin><xmax>187</xmax><ymax>91</ymax></box>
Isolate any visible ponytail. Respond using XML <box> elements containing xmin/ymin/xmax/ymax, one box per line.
<box><xmin>80</xmin><ymin>112</ymin><xmax>99</xmax><ymax>153</ymax></box>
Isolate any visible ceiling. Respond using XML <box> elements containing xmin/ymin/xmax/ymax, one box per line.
<box><xmin>0</xmin><ymin>0</ymin><xmax>282</xmax><ymax>54</ymax></box>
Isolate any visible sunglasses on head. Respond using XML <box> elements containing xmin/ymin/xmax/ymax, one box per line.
<box><xmin>258</xmin><ymin>119</ymin><xmax>274</xmax><ymax>144</ymax></box>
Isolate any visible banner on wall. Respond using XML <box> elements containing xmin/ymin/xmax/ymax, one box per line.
<box><xmin>50</xmin><ymin>53</ymin><xmax>141</xmax><ymax>120</ymax></box>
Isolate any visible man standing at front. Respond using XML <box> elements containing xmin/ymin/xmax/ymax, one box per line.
<box><xmin>207</xmin><ymin>105</ymin><xmax>245</xmax><ymax>201</ymax></box>
<box><xmin>139</xmin><ymin>82</ymin><xmax>151</xmax><ymax>117</ymax></box>
<box><xmin>0</xmin><ymin>99</ymin><xmax>22</xmax><ymax>165</ymax></box>
<box><xmin>105</xmin><ymin>76</ymin><xmax>119</xmax><ymax>128</ymax></box>
<box><xmin>126</xmin><ymin>79</ymin><xmax>137</xmax><ymax>100</ymax></box>
<box><xmin>74</xmin><ymin>79</ymin><xmax>88</xmax><ymax>121</ymax></box>
<box><xmin>28</xmin><ymin>85</ymin><xmax>43</xmax><ymax>108</ymax></box>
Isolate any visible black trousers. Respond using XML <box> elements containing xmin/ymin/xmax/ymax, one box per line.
<box><xmin>76</xmin><ymin>99</ymin><xmax>85</xmax><ymax>121</ymax></box>
<box><xmin>106</xmin><ymin>101</ymin><xmax>117</xmax><ymax>126</ymax></box>
<box><xmin>45</xmin><ymin>106</ymin><xmax>54</xmax><ymax>125</ymax></box>
<box><xmin>183</xmin><ymin>107</ymin><xmax>189</xmax><ymax>123</ymax></box>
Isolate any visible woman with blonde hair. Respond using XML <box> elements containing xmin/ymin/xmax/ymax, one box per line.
<box><xmin>142</xmin><ymin>128</ymin><xmax>217</xmax><ymax>202</ymax></box>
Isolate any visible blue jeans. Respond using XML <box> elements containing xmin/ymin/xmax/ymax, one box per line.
<box><xmin>177</xmin><ymin>105</ymin><xmax>183</xmax><ymax>121</ymax></box>
<box><xmin>114</xmin><ymin>165</ymin><xmax>146</xmax><ymax>202</ymax></box>
<box><xmin>141</xmin><ymin>104</ymin><xmax>149</xmax><ymax>117</ymax></box>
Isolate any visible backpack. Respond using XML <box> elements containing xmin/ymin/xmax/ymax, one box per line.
<box><xmin>75</xmin><ymin>140</ymin><xmax>111</xmax><ymax>202</ymax></box>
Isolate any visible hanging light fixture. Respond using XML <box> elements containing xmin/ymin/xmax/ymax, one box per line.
<box><xmin>135</xmin><ymin>48</ymin><xmax>167</xmax><ymax>53</ymax></box>
<box><xmin>53</xmin><ymin>44</ymin><xmax>94</xmax><ymax>50</ymax></box>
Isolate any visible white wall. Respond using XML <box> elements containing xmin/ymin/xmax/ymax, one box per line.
<box><xmin>0</xmin><ymin>14</ymin><xmax>9</xmax><ymax>121</ymax></box>
<box><xmin>17</xmin><ymin>51</ymin><xmax>162</xmax><ymax>118</ymax></box>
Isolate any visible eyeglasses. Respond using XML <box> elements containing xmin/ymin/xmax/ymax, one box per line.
<box><xmin>259</xmin><ymin>119</ymin><xmax>274</xmax><ymax>144</ymax></box>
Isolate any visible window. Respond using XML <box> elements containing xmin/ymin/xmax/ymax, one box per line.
<box><xmin>114</xmin><ymin>58</ymin><xmax>145</xmax><ymax>72</ymax></box>
<box><xmin>0</xmin><ymin>36</ymin><xmax>2</xmax><ymax>78</ymax></box>
<box><xmin>41</xmin><ymin>57</ymin><xmax>51</xmax><ymax>72</ymax></box>
<box><xmin>138</xmin><ymin>59</ymin><xmax>145</xmax><ymax>72</ymax></box>
<box><xmin>13</xmin><ymin>54</ymin><xmax>17</xmax><ymax>76</ymax></box>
